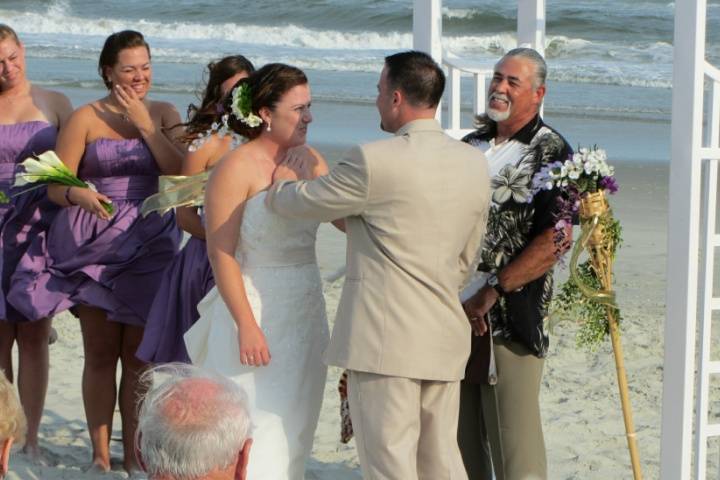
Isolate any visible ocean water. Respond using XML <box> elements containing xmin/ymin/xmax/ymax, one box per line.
<box><xmin>2</xmin><ymin>0</ymin><xmax>717</xmax><ymax>159</ymax></box>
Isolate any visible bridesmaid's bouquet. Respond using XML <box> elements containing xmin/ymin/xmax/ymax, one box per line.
<box><xmin>4</xmin><ymin>151</ymin><xmax>114</xmax><ymax>214</ymax></box>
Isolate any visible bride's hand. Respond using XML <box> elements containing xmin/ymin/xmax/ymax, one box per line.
<box><xmin>238</xmin><ymin>322</ymin><xmax>271</xmax><ymax>367</ymax></box>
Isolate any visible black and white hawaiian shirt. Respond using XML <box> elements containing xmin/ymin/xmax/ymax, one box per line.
<box><xmin>463</xmin><ymin>114</ymin><xmax>572</xmax><ymax>358</ymax></box>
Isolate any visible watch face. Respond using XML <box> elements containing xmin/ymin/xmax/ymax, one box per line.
<box><xmin>488</xmin><ymin>275</ymin><xmax>498</xmax><ymax>286</ymax></box>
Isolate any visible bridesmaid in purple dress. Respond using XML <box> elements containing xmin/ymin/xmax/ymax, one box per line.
<box><xmin>8</xmin><ymin>30</ymin><xmax>183</xmax><ymax>476</ymax></box>
<box><xmin>0</xmin><ymin>24</ymin><xmax>72</xmax><ymax>463</ymax></box>
<box><xmin>137</xmin><ymin>55</ymin><xmax>254</xmax><ymax>364</ymax></box>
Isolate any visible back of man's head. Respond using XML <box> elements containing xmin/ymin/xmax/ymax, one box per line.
<box><xmin>384</xmin><ymin>50</ymin><xmax>445</xmax><ymax>109</ymax></box>
<box><xmin>137</xmin><ymin>364</ymin><xmax>252</xmax><ymax>480</ymax></box>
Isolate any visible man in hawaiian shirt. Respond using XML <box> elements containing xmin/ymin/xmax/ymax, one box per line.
<box><xmin>457</xmin><ymin>48</ymin><xmax>572</xmax><ymax>480</ymax></box>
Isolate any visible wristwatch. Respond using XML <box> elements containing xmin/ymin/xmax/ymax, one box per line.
<box><xmin>487</xmin><ymin>273</ymin><xmax>506</xmax><ymax>296</ymax></box>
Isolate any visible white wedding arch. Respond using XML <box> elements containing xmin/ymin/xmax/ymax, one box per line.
<box><xmin>412</xmin><ymin>0</ymin><xmax>716</xmax><ymax>478</ymax></box>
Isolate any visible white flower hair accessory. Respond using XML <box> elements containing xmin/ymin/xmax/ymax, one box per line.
<box><xmin>231</xmin><ymin>83</ymin><xmax>263</xmax><ymax>128</ymax></box>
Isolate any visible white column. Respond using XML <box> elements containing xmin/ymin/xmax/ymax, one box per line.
<box><xmin>661</xmin><ymin>0</ymin><xmax>707</xmax><ymax>478</ymax></box>
<box><xmin>413</xmin><ymin>0</ymin><xmax>443</xmax><ymax>122</ymax></box>
<box><xmin>517</xmin><ymin>0</ymin><xmax>546</xmax><ymax>55</ymax></box>
<box><xmin>413</xmin><ymin>0</ymin><xmax>443</xmax><ymax>62</ymax></box>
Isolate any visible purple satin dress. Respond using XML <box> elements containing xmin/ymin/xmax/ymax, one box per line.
<box><xmin>0</xmin><ymin>121</ymin><xmax>59</xmax><ymax>322</ymax></box>
<box><xmin>8</xmin><ymin>138</ymin><xmax>181</xmax><ymax>326</ymax></box>
<box><xmin>136</xmin><ymin>234</ymin><xmax>214</xmax><ymax>363</ymax></box>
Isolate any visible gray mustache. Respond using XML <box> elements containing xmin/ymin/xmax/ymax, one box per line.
<box><xmin>489</xmin><ymin>93</ymin><xmax>510</xmax><ymax>103</ymax></box>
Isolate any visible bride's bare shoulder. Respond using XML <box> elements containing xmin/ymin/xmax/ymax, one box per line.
<box><xmin>207</xmin><ymin>143</ymin><xmax>262</xmax><ymax>192</ymax></box>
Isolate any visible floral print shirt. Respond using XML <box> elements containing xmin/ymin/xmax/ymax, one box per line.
<box><xmin>463</xmin><ymin>115</ymin><xmax>572</xmax><ymax>359</ymax></box>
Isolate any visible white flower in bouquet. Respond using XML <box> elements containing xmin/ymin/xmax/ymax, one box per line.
<box><xmin>6</xmin><ymin>151</ymin><xmax>114</xmax><ymax>215</ymax></box>
<box><xmin>14</xmin><ymin>151</ymin><xmax>80</xmax><ymax>187</ymax></box>
<box><xmin>567</xmin><ymin>163</ymin><xmax>582</xmax><ymax>180</ymax></box>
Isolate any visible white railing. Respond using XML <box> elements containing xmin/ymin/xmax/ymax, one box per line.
<box><xmin>442</xmin><ymin>51</ymin><xmax>494</xmax><ymax>139</ymax></box>
<box><xmin>695</xmin><ymin>62</ymin><xmax>720</xmax><ymax>480</ymax></box>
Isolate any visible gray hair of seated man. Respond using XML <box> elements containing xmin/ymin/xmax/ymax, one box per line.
<box><xmin>499</xmin><ymin>47</ymin><xmax>547</xmax><ymax>90</ymax></box>
<box><xmin>137</xmin><ymin>363</ymin><xmax>252</xmax><ymax>479</ymax></box>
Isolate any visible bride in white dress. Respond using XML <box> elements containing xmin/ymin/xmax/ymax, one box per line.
<box><xmin>184</xmin><ymin>63</ymin><xmax>330</xmax><ymax>480</ymax></box>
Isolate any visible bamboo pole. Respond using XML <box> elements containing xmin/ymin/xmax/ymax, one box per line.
<box><xmin>576</xmin><ymin>190</ymin><xmax>643</xmax><ymax>480</ymax></box>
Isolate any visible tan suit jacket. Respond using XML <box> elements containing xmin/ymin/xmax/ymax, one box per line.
<box><xmin>266</xmin><ymin>119</ymin><xmax>490</xmax><ymax>381</ymax></box>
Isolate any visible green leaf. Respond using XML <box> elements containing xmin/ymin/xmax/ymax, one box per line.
<box><xmin>101</xmin><ymin>201</ymin><xmax>115</xmax><ymax>216</ymax></box>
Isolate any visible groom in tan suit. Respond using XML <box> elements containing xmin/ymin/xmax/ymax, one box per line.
<box><xmin>266</xmin><ymin>51</ymin><xmax>490</xmax><ymax>480</ymax></box>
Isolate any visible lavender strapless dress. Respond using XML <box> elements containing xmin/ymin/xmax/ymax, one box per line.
<box><xmin>0</xmin><ymin>121</ymin><xmax>59</xmax><ymax>322</ymax></box>
<box><xmin>8</xmin><ymin>138</ymin><xmax>181</xmax><ymax>326</ymax></box>
<box><xmin>136</xmin><ymin>234</ymin><xmax>214</xmax><ymax>363</ymax></box>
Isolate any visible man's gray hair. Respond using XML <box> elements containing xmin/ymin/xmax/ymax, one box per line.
<box><xmin>137</xmin><ymin>363</ymin><xmax>252</xmax><ymax>479</ymax></box>
<box><xmin>501</xmin><ymin>47</ymin><xmax>547</xmax><ymax>89</ymax></box>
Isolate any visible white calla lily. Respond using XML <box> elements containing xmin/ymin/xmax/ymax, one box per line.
<box><xmin>18</xmin><ymin>158</ymin><xmax>55</xmax><ymax>177</ymax></box>
<box><xmin>36</xmin><ymin>150</ymin><xmax>67</xmax><ymax>171</ymax></box>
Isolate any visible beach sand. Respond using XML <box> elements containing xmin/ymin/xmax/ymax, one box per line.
<box><xmin>5</xmin><ymin>160</ymin><xmax>674</xmax><ymax>479</ymax></box>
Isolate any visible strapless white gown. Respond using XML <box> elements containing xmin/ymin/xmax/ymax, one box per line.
<box><xmin>185</xmin><ymin>191</ymin><xmax>329</xmax><ymax>480</ymax></box>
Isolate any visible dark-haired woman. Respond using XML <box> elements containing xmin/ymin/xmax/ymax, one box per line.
<box><xmin>8</xmin><ymin>30</ymin><xmax>183</xmax><ymax>475</ymax></box>
<box><xmin>137</xmin><ymin>55</ymin><xmax>254</xmax><ymax>364</ymax></box>
<box><xmin>183</xmin><ymin>63</ymin><xmax>329</xmax><ymax>479</ymax></box>
<box><xmin>0</xmin><ymin>23</ymin><xmax>72</xmax><ymax>463</ymax></box>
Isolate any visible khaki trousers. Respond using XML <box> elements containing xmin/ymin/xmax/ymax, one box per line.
<box><xmin>347</xmin><ymin>370</ymin><xmax>469</xmax><ymax>480</ymax></box>
<box><xmin>457</xmin><ymin>338</ymin><xmax>546</xmax><ymax>480</ymax></box>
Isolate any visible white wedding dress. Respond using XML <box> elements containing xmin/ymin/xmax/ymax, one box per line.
<box><xmin>184</xmin><ymin>191</ymin><xmax>329</xmax><ymax>479</ymax></box>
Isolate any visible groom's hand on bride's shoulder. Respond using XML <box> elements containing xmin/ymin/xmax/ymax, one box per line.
<box><xmin>274</xmin><ymin>145</ymin><xmax>328</xmax><ymax>183</ymax></box>
<box><xmin>273</xmin><ymin>145</ymin><xmax>316</xmax><ymax>183</ymax></box>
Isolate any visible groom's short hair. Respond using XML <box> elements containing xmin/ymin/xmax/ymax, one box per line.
<box><xmin>137</xmin><ymin>363</ymin><xmax>252</xmax><ymax>479</ymax></box>
<box><xmin>384</xmin><ymin>50</ymin><xmax>445</xmax><ymax>109</ymax></box>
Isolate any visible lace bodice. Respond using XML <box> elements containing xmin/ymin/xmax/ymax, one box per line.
<box><xmin>237</xmin><ymin>191</ymin><xmax>319</xmax><ymax>269</ymax></box>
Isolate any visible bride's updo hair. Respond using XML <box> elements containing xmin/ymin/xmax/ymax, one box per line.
<box><xmin>222</xmin><ymin>63</ymin><xmax>308</xmax><ymax>140</ymax></box>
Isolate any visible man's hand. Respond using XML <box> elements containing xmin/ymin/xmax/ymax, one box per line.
<box><xmin>272</xmin><ymin>146</ymin><xmax>314</xmax><ymax>183</ymax></box>
<box><xmin>463</xmin><ymin>286</ymin><xmax>499</xmax><ymax>336</ymax></box>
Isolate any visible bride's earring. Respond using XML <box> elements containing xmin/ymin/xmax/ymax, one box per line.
<box><xmin>266</xmin><ymin>122</ymin><xmax>272</xmax><ymax>132</ymax></box>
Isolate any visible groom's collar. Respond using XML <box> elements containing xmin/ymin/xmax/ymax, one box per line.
<box><xmin>394</xmin><ymin>118</ymin><xmax>443</xmax><ymax>137</ymax></box>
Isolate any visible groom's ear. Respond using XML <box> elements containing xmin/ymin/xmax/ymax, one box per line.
<box><xmin>392</xmin><ymin>89</ymin><xmax>403</xmax><ymax>108</ymax></box>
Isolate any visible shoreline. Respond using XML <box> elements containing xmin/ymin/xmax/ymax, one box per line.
<box><xmin>53</xmin><ymin>84</ymin><xmax>672</xmax><ymax>165</ymax></box>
